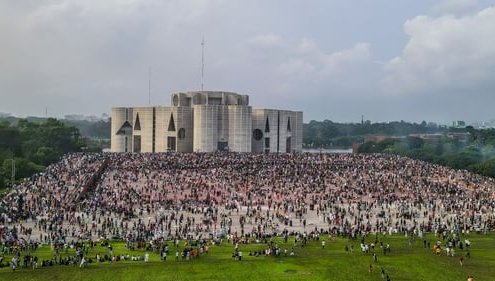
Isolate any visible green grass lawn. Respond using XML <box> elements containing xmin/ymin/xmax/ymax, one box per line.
<box><xmin>0</xmin><ymin>233</ymin><xmax>491</xmax><ymax>281</ymax></box>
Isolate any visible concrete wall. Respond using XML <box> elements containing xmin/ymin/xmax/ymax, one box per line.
<box><xmin>174</xmin><ymin>107</ymin><xmax>194</xmax><ymax>152</ymax></box>
<box><xmin>193</xmin><ymin>105</ymin><xmax>219</xmax><ymax>152</ymax></box>
<box><xmin>251</xmin><ymin>109</ymin><xmax>279</xmax><ymax>153</ymax></box>
<box><xmin>228</xmin><ymin>105</ymin><xmax>252</xmax><ymax>152</ymax></box>
<box><xmin>294</xmin><ymin>111</ymin><xmax>303</xmax><ymax>152</ymax></box>
<box><xmin>251</xmin><ymin>109</ymin><xmax>303</xmax><ymax>153</ymax></box>
<box><xmin>152</xmin><ymin>107</ymin><xmax>194</xmax><ymax>152</ymax></box>
<box><xmin>111</xmin><ymin>91</ymin><xmax>302</xmax><ymax>153</ymax></box>
<box><xmin>172</xmin><ymin>91</ymin><xmax>249</xmax><ymax>107</ymax></box>
<box><xmin>154</xmin><ymin>107</ymin><xmax>168</xmax><ymax>152</ymax></box>
<box><xmin>131</xmin><ymin>107</ymin><xmax>154</xmax><ymax>152</ymax></box>
<box><xmin>111</xmin><ymin>107</ymin><xmax>133</xmax><ymax>152</ymax></box>
<box><xmin>251</xmin><ymin>109</ymin><xmax>265</xmax><ymax>153</ymax></box>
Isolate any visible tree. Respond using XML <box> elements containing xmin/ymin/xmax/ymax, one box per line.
<box><xmin>406</xmin><ymin>136</ymin><xmax>424</xmax><ymax>149</ymax></box>
<box><xmin>0</xmin><ymin>118</ymin><xmax>83</xmax><ymax>189</ymax></box>
<box><xmin>472</xmin><ymin>159</ymin><xmax>495</xmax><ymax>178</ymax></box>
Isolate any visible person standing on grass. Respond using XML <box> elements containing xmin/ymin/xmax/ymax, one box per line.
<box><xmin>322</xmin><ymin>240</ymin><xmax>325</xmax><ymax>249</ymax></box>
<box><xmin>144</xmin><ymin>252</ymin><xmax>149</xmax><ymax>263</ymax></box>
<box><xmin>11</xmin><ymin>256</ymin><xmax>17</xmax><ymax>271</ymax></box>
<box><xmin>79</xmin><ymin>256</ymin><xmax>86</xmax><ymax>268</ymax></box>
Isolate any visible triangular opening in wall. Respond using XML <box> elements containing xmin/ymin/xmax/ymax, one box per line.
<box><xmin>116</xmin><ymin>121</ymin><xmax>132</xmax><ymax>135</ymax></box>
<box><xmin>168</xmin><ymin>113</ymin><xmax>176</xmax><ymax>132</ymax></box>
<box><xmin>265</xmin><ymin>117</ymin><xmax>270</xmax><ymax>132</ymax></box>
<box><xmin>134</xmin><ymin>114</ymin><xmax>141</xmax><ymax>131</ymax></box>
<box><xmin>287</xmin><ymin>117</ymin><xmax>291</xmax><ymax>132</ymax></box>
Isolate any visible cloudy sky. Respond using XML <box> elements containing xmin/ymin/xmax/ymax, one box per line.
<box><xmin>1</xmin><ymin>0</ymin><xmax>495</xmax><ymax>123</ymax></box>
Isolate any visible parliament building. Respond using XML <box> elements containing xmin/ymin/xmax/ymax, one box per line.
<box><xmin>111</xmin><ymin>91</ymin><xmax>303</xmax><ymax>153</ymax></box>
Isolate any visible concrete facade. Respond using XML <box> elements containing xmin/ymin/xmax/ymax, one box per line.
<box><xmin>251</xmin><ymin>109</ymin><xmax>303</xmax><ymax>153</ymax></box>
<box><xmin>111</xmin><ymin>91</ymin><xmax>302</xmax><ymax>153</ymax></box>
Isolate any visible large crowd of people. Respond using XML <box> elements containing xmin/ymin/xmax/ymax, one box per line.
<box><xmin>1</xmin><ymin>152</ymin><xmax>495</xmax><ymax>250</ymax></box>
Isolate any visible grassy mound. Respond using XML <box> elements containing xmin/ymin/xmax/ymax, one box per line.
<box><xmin>0</xmin><ymin>233</ymin><xmax>492</xmax><ymax>281</ymax></box>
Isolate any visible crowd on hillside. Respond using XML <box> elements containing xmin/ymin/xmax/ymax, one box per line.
<box><xmin>1</xmin><ymin>152</ymin><xmax>495</xmax><ymax>249</ymax></box>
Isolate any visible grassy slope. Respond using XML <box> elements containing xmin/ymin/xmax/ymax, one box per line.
<box><xmin>0</xmin><ymin>234</ymin><xmax>492</xmax><ymax>281</ymax></box>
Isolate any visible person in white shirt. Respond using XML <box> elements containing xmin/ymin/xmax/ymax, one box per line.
<box><xmin>144</xmin><ymin>252</ymin><xmax>149</xmax><ymax>262</ymax></box>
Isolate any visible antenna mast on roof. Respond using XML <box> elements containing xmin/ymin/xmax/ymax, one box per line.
<box><xmin>201</xmin><ymin>36</ymin><xmax>205</xmax><ymax>91</ymax></box>
<box><xmin>148</xmin><ymin>66</ymin><xmax>151</xmax><ymax>105</ymax></box>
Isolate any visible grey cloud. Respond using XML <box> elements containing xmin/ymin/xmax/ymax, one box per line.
<box><xmin>430</xmin><ymin>0</ymin><xmax>479</xmax><ymax>15</ymax></box>
<box><xmin>0</xmin><ymin>1</ymin><xmax>494</xmax><ymax>123</ymax></box>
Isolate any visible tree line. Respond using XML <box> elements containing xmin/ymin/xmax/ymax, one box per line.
<box><xmin>303</xmin><ymin>119</ymin><xmax>445</xmax><ymax>147</ymax></box>
<box><xmin>0</xmin><ymin>118</ymin><xmax>83</xmax><ymax>190</ymax></box>
<box><xmin>358</xmin><ymin>128</ymin><xmax>495</xmax><ymax>178</ymax></box>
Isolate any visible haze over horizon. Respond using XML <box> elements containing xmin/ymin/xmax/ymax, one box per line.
<box><xmin>1</xmin><ymin>0</ymin><xmax>495</xmax><ymax>123</ymax></box>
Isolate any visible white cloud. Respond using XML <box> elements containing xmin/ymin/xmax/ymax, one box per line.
<box><xmin>277</xmin><ymin>58</ymin><xmax>316</xmax><ymax>76</ymax></box>
<box><xmin>241</xmin><ymin>34</ymin><xmax>371</xmax><ymax>79</ymax></box>
<box><xmin>320</xmin><ymin>42</ymin><xmax>370</xmax><ymax>74</ymax></box>
<box><xmin>297</xmin><ymin>38</ymin><xmax>318</xmax><ymax>54</ymax></box>
<box><xmin>272</xmin><ymin>38</ymin><xmax>370</xmax><ymax>77</ymax></box>
<box><xmin>382</xmin><ymin>6</ymin><xmax>495</xmax><ymax>96</ymax></box>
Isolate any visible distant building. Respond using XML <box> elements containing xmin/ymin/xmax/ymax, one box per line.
<box><xmin>111</xmin><ymin>91</ymin><xmax>303</xmax><ymax>153</ymax></box>
<box><xmin>408</xmin><ymin>133</ymin><xmax>443</xmax><ymax>143</ymax></box>
<box><xmin>364</xmin><ymin>135</ymin><xmax>405</xmax><ymax>143</ymax></box>
<box><xmin>452</xmin><ymin>120</ymin><xmax>466</xmax><ymax>128</ymax></box>
<box><xmin>469</xmin><ymin>120</ymin><xmax>495</xmax><ymax>129</ymax></box>
<box><xmin>64</xmin><ymin>114</ymin><xmax>85</xmax><ymax>121</ymax></box>
<box><xmin>65</xmin><ymin>114</ymin><xmax>110</xmax><ymax>122</ymax></box>
<box><xmin>446</xmin><ymin>132</ymin><xmax>470</xmax><ymax>143</ymax></box>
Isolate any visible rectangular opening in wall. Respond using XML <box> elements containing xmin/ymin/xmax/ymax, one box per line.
<box><xmin>152</xmin><ymin>108</ymin><xmax>156</xmax><ymax>153</ymax></box>
<box><xmin>133</xmin><ymin>135</ymin><xmax>141</xmax><ymax>153</ymax></box>
<box><xmin>265</xmin><ymin>137</ymin><xmax>270</xmax><ymax>148</ymax></box>
<box><xmin>167</xmin><ymin>136</ymin><xmax>176</xmax><ymax>151</ymax></box>
<box><xmin>209</xmin><ymin>97</ymin><xmax>222</xmax><ymax>105</ymax></box>
<box><xmin>286</xmin><ymin>137</ymin><xmax>291</xmax><ymax>153</ymax></box>
<box><xmin>217</xmin><ymin>141</ymin><xmax>228</xmax><ymax>151</ymax></box>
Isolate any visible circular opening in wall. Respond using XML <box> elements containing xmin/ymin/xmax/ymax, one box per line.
<box><xmin>253</xmin><ymin>129</ymin><xmax>263</xmax><ymax>141</ymax></box>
